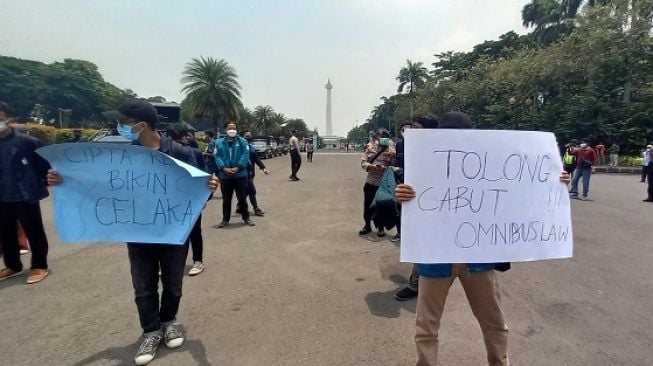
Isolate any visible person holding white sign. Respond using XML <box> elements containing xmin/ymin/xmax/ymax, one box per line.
<box><xmin>395</xmin><ymin>112</ymin><xmax>571</xmax><ymax>366</ymax></box>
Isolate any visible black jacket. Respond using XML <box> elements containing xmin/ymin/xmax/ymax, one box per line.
<box><xmin>248</xmin><ymin>144</ymin><xmax>266</xmax><ymax>178</ymax></box>
<box><xmin>0</xmin><ymin>129</ymin><xmax>51</xmax><ymax>203</ymax></box>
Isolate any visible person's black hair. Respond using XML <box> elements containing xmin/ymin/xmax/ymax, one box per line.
<box><xmin>291</xmin><ymin>129</ymin><xmax>298</xmax><ymax>134</ymax></box>
<box><xmin>413</xmin><ymin>115</ymin><xmax>438</xmax><ymax>129</ymax></box>
<box><xmin>399</xmin><ymin>120</ymin><xmax>413</xmax><ymax>128</ymax></box>
<box><xmin>438</xmin><ymin>112</ymin><xmax>473</xmax><ymax>129</ymax></box>
<box><xmin>224</xmin><ymin>121</ymin><xmax>238</xmax><ymax>129</ymax></box>
<box><xmin>242</xmin><ymin>129</ymin><xmax>251</xmax><ymax>135</ymax></box>
<box><xmin>166</xmin><ymin>124</ymin><xmax>187</xmax><ymax>141</ymax></box>
<box><xmin>0</xmin><ymin>102</ymin><xmax>11</xmax><ymax>117</ymax></box>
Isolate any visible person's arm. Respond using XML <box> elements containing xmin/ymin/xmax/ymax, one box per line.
<box><xmin>30</xmin><ymin>138</ymin><xmax>52</xmax><ymax>182</ymax></box>
<box><xmin>214</xmin><ymin>141</ymin><xmax>226</xmax><ymax>172</ymax></box>
<box><xmin>235</xmin><ymin>139</ymin><xmax>251</xmax><ymax>171</ymax></box>
<box><xmin>253</xmin><ymin>151</ymin><xmax>266</xmax><ymax>171</ymax></box>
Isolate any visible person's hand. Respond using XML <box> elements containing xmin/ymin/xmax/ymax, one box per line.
<box><xmin>591</xmin><ymin>167</ymin><xmax>596</xmax><ymax>174</ymax></box>
<box><xmin>47</xmin><ymin>169</ymin><xmax>63</xmax><ymax>186</ymax></box>
<box><xmin>263</xmin><ymin>169</ymin><xmax>269</xmax><ymax>175</ymax></box>
<box><xmin>395</xmin><ymin>184</ymin><xmax>416</xmax><ymax>203</ymax></box>
<box><xmin>207</xmin><ymin>177</ymin><xmax>219</xmax><ymax>192</ymax></box>
<box><xmin>232</xmin><ymin>167</ymin><xmax>239</xmax><ymax>173</ymax></box>
<box><xmin>559</xmin><ymin>171</ymin><xmax>571</xmax><ymax>184</ymax></box>
<box><xmin>223</xmin><ymin>168</ymin><xmax>235</xmax><ymax>176</ymax></box>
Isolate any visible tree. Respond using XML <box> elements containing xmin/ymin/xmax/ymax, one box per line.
<box><xmin>281</xmin><ymin>118</ymin><xmax>309</xmax><ymax>137</ymax></box>
<box><xmin>146</xmin><ymin>96</ymin><xmax>167</xmax><ymax>103</ymax></box>
<box><xmin>397</xmin><ymin>60</ymin><xmax>429</xmax><ymax>119</ymax></box>
<box><xmin>180</xmin><ymin>56</ymin><xmax>242</xmax><ymax>131</ymax></box>
<box><xmin>252</xmin><ymin>105</ymin><xmax>275</xmax><ymax>134</ymax></box>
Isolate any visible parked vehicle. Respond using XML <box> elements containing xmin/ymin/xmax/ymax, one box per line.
<box><xmin>251</xmin><ymin>137</ymin><xmax>274</xmax><ymax>159</ymax></box>
<box><xmin>269</xmin><ymin>140</ymin><xmax>281</xmax><ymax>156</ymax></box>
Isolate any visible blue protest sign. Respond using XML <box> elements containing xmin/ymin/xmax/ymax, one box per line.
<box><xmin>37</xmin><ymin>143</ymin><xmax>210</xmax><ymax>245</ymax></box>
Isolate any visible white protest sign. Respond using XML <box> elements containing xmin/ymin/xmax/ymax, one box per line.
<box><xmin>401</xmin><ymin>129</ymin><xmax>573</xmax><ymax>264</ymax></box>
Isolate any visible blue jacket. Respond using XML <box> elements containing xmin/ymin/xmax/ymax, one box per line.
<box><xmin>214</xmin><ymin>137</ymin><xmax>250</xmax><ymax>179</ymax></box>
<box><xmin>417</xmin><ymin>263</ymin><xmax>497</xmax><ymax>278</ymax></box>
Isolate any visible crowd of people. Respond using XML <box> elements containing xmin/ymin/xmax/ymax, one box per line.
<box><xmin>562</xmin><ymin>139</ymin><xmax>653</xmax><ymax>202</ymax></box>
<box><xmin>1</xmin><ymin>97</ymin><xmax>650</xmax><ymax>365</ymax></box>
<box><xmin>0</xmin><ymin>99</ymin><xmax>314</xmax><ymax>365</ymax></box>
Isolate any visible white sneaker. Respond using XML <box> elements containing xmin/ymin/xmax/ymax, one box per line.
<box><xmin>188</xmin><ymin>261</ymin><xmax>205</xmax><ymax>276</ymax></box>
<box><xmin>19</xmin><ymin>249</ymin><xmax>29</xmax><ymax>255</ymax></box>
<box><xmin>164</xmin><ymin>322</ymin><xmax>185</xmax><ymax>349</ymax></box>
<box><xmin>134</xmin><ymin>333</ymin><xmax>162</xmax><ymax>365</ymax></box>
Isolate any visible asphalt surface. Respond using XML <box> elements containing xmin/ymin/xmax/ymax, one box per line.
<box><xmin>1</xmin><ymin>153</ymin><xmax>652</xmax><ymax>366</ymax></box>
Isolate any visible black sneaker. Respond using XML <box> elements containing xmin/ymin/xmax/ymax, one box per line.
<box><xmin>244</xmin><ymin>220</ymin><xmax>256</xmax><ymax>227</ymax></box>
<box><xmin>377</xmin><ymin>228</ymin><xmax>385</xmax><ymax>237</ymax></box>
<box><xmin>218</xmin><ymin>221</ymin><xmax>229</xmax><ymax>228</ymax></box>
<box><xmin>394</xmin><ymin>287</ymin><xmax>418</xmax><ymax>301</ymax></box>
<box><xmin>389</xmin><ymin>234</ymin><xmax>401</xmax><ymax>243</ymax></box>
<box><xmin>644</xmin><ymin>198</ymin><xmax>653</xmax><ymax>202</ymax></box>
<box><xmin>358</xmin><ymin>227</ymin><xmax>372</xmax><ymax>235</ymax></box>
<box><xmin>134</xmin><ymin>333</ymin><xmax>162</xmax><ymax>365</ymax></box>
<box><xmin>254</xmin><ymin>207</ymin><xmax>265</xmax><ymax>216</ymax></box>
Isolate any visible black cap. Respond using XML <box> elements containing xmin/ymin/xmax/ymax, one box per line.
<box><xmin>103</xmin><ymin>100</ymin><xmax>159</xmax><ymax>127</ymax></box>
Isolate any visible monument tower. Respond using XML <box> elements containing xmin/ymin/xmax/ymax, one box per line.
<box><xmin>325</xmin><ymin>79</ymin><xmax>333</xmax><ymax>136</ymax></box>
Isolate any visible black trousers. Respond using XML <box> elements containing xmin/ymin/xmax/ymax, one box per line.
<box><xmin>363</xmin><ymin>183</ymin><xmax>379</xmax><ymax>228</ymax></box>
<box><xmin>0</xmin><ymin>201</ymin><xmax>49</xmax><ymax>271</ymax></box>
<box><xmin>290</xmin><ymin>150</ymin><xmax>301</xmax><ymax>178</ymax></box>
<box><xmin>221</xmin><ymin>177</ymin><xmax>249</xmax><ymax>222</ymax></box>
<box><xmin>641</xmin><ymin>165</ymin><xmax>648</xmax><ymax>182</ymax></box>
<box><xmin>128</xmin><ymin>241</ymin><xmax>189</xmax><ymax>334</ymax></box>
<box><xmin>189</xmin><ymin>214</ymin><xmax>203</xmax><ymax>262</ymax></box>
<box><xmin>307</xmin><ymin>151</ymin><xmax>313</xmax><ymax>162</ymax></box>
<box><xmin>247</xmin><ymin>177</ymin><xmax>259</xmax><ymax>209</ymax></box>
<box><xmin>647</xmin><ymin>163</ymin><xmax>653</xmax><ymax>199</ymax></box>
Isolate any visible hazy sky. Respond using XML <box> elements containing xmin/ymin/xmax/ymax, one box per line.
<box><xmin>1</xmin><ymin>0</ymin><xmax>528</xmax><ymax>135</ymax></box>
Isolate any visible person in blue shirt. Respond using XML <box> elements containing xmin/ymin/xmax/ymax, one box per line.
<box><xmin>214</xmin><ymin>122</ymin><xmax>255</xmax><ymax>228</ymax></box>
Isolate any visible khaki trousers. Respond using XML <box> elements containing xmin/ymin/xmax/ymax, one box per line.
<box><xmin>415</xmin><ymin>264</ymin><xmax>509</xmax><ymax>366</ymax></box>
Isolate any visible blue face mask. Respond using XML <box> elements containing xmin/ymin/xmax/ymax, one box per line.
<box><xmin>379</xmin><ymin>137</ymin><xmax>390</xmax><ymax>146</ymax></box>
<box><xmin>117</xmin><ymin>123</ymin><xmax>140</xmax><ymax>142</ymax></box>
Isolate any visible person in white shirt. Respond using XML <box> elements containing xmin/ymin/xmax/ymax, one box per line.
<box><xmin>640</xmin><ymin>145</ymin><xmax>651</xmax><ymax>183</ymax></box>
<box><xmin>288</xmin><ymin>130</ymin><xmax>301</xmax><ymax>181</ymax></box>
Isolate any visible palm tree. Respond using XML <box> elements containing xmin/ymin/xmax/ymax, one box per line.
<box><xmin>180</xmin><ymin>56</ymin><xmax>242</xmax><ymax>131</ymax></box>
<box><xmin>397</xmin><ymin>60</ymin><xmax>429</xmax><ymax>120</ymax></box>
<box><xmin>271</xmin><ymin>112</ymin><xmax>285</xmax><ymax>133</ymax></box>
<box><xmin>253</xmin><ymin>105</ymin><xmax>275</xmax><ymax>134</ymax></box>
<box><xmin>521</xmin><ymin>0</ymin><xmax>609</xmax><ymax>29</ymax></box>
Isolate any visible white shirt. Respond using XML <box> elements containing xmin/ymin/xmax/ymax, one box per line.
<box><xmin>289</xmin><ymin>136</ymin><xmax>299</xmax><ymax>150</ymax></box>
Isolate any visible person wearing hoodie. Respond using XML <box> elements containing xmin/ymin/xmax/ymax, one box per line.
<box><xmin>359</xmin><ymin>128</ymin><xmax>396</xmax><ymax>237</ymax></box>
<box><xmin>394</xmin><ymin>111</ymin><xmax>571</xmax><ymax>366</ymax></box>
<box><xmin>215</xmin><ymin>122</ymin><xmax>255</xmax><ymax>228</ymax></box>
<box><xmin>0</xmin><ymin>101</ymin><xmax>52</xmax><ymax>284</ymax></box>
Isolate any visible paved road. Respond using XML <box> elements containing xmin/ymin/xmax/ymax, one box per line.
<box><xmin>1</xmin><ymin>154</ymin><xmax>651</xmax><ymax>365</ymax></box>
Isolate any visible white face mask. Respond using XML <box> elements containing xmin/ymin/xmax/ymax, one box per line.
<box><xmin>580</xmin><ymin>143</ymin><xmax>588</xmax><ymax>148</ymax></box>
<box><xmin>226</xmin><ymin>129</ymin><xmax>237</xmax><ymax>138</ymax></box>
<box><xmin>0</xmin><ymin>121</ymin><xmax>8</xmax><ymax>133</ymax></box>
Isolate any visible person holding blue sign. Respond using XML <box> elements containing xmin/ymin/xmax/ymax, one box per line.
<box><xmin>47</xmin><ymin>100</ymin><xmax>219</xmax><ymax>366</ymax></box>
<box><xmin>215</xmin><ymin>121</ymin><xmax>255</xmax><ymax>228</ymax></box>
